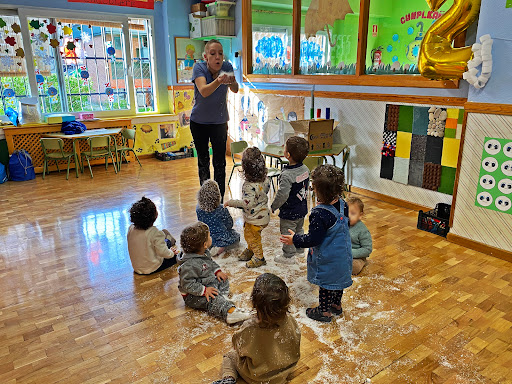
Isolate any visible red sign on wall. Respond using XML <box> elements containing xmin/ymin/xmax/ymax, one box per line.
<box><xmin>67</xmin><ymin>0</ymin><xmax>154</xmax><ymax>9</ymax></box>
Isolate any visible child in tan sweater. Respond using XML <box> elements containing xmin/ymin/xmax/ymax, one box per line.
<box><xmin>212</xmin><ymin>273</ymin><xmax>301</xmax><ymax>384</ymax></box>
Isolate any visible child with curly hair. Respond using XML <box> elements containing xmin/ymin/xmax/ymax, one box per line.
<box><xmin>196</xmin><ymin>180</ymin><xmax>240</xmax><ymax>257</ymax></box>
<box><xmin>281</xmin><ymin>165</ymin><xmax>352</xmax><ymax>322</ymax></box>
<box><xmin>127</xmin><ymin>196</ymin><xmax>179</xmax><ymax>275</ymax></box>
<box><xmin>212</xmin><ymin>273</ymin><xmax>301</xmax><ymax>384</ymax></box>
<box><xmin>224</xmin><ymin>147</ymin><xmax>270</xmax><ymax>268</ymax></box>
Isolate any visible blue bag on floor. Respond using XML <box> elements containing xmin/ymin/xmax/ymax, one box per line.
<box><xmin>61</xmin><ymin>121</ymin><xmax>86</xmax><ymax>135</ymax></box>
<box><xmin>9</xmin><ymin>150</ymin><xmax>35</xmax><ymax>181</ymax></box>
<box><xmin>0</xmin><ymin>162</ymin><xmax>7</xmax><ymax>184</ymax></box>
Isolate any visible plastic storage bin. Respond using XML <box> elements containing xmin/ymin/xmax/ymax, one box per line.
<box><xmin>207</xmin><ymin>1</ymin><xmax>235</xmax><ymax>17</ymax></box>
<box><xmin>201</xmin><ymin>16</ymin><xmax>235</xmax><ymax>36</ymax></box>
<box><xmin>417</xmin><ymin>203</ymin><xmax>451</xmax><ymax>237</ymax></box>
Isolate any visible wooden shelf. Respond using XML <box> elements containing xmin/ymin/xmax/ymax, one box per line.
<box><xmin>192</xmin><ymin>35</ymin><xmax>236</xmax><ymax>41</ymax></box>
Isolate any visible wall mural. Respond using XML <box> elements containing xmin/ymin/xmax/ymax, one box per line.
<box><xmin>380</xmin><ymin>104</ymin><xmax>463</xmax><ymax>195</ymax></box>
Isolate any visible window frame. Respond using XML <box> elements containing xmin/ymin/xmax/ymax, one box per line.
<box><xmin>242</xmin><ymin>0</ymin><xmax>461</xmax><ymax>89</ymax></box>
<box><xmin>2</xmin><ymin>7</ymin><xmax>158</xmax><ymax>118</ymax></box>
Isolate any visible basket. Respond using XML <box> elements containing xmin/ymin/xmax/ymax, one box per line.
<box><xmin>417</xmin><ymin>203</ymin><xmax>451</xmax><ymax>237</ymax></box>
<box><xmin>201</xmin><ymin>16</ymin><xmax>235</xmax><ymax>36</ymax></box>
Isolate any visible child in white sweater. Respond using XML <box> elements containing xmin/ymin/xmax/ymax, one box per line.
<box><xmin>127</xmin><ymin>196</ymin><xmax>179</xmax><ymax>274</ymax></box>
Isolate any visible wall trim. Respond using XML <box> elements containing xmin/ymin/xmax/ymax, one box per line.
<box><xmin>314</xmin><ymin>91</ymin><xmax>466</xmax><ymax>106</ymax></box>
<box><xmin>168</xmin><ymin>85</ymin><xmax>194</xmax><ymax>90</ymax></box>
<box><xmin>447</xmin><ymin>233</ymin><xmax>512</xmax><ymax>263</ymax></box>
<box><xmin>464</xmin><ymin>102</ymin><xmax>512</xmax><ymax>115</ymax></box>
<box><xmin>349</xmin><ymin>186</ymin><xmax>432</xmax><ymax>212</ymax></box>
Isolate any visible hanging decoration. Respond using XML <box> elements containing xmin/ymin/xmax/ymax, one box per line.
<box><xmin>35</xmin><ymin>69</ymin><xmax>45</xmax><ymax>92</ymax></box>
<box><xmin>418</xmin><ymin>0</ymin><xmax>482</xmax><ymax>80</ymax></box>
<box><xmin>0</xmin><ymin>19</ymin><xmax>6</xmax><ymax>29</ymax></box>
<box><xmin>29</xmin><ymin>20</ymin><xmax>42</xmax><ymax>30</ymax></box>
<box><xmin>15</xmin><ymin>47</ymin><xmax>24</xmax><ymax>58</ymax></box>
<box><xmin>47</xmin><ymin>23</ymin><xmax>57</xmax><ymax>34</ymax></box>
<box><xmin>304</xmin><ymin>0</ymin><xmax>353</xmax><ymax>47</ymax></box>
<box><xmin>80</xmin><ymin>65</ymin><xmax>89</xmax><ymax>85</ymax></box>
<box><xmin>66</xmin><ymin>41</ymin><xmax>76</xmax><ymax>51</ymax></box>
<box><xmin>50</xmin><ymin>38</ymin><xmax>59</xmax><ymax>48</ymax></box>
<box><xmin>106</xmin><ymin>46</ymin><xmax>116</xmax><ymax>56</ymax></box>
<box><xmin>81</xmin><ymin>32</ymin><xmax>91</xmax><ymax>43</ymax></box>
<box><xmin>463</xmin><ymin>34</ymin><xmax>493</xmax><ymax>89</ymax></box>
<box><xmin>3</xmin><ymin>85</ymin><xmax>16</xmax><ymax>109</ymax></box>
<box><xmin>4</xmin><ymin>36</ymin><xmax>16</xmax><ymax>47</ymax></box>
<box><xmin>63</xmin><ymin>26</ymin><xmax>73</xmax><ymax>36</ymax></box>
<box><xmin>0</xmin><ymin>56</ymin><xmax>14</xmax><ymax>68</ymax></box>
<box><xmin>11</xmin><ymin>23</ymin><xmax>21</xmax><ymax>34</ymax></box>
<box><xmin>105</xmin><ymin>82</ymin><xmax>114</xmax><ymax>103</ymax></box>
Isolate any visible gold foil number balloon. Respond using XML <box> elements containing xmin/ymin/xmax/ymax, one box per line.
<box><xmin>418</xmin><ymin>0</ymin><xmax>481</xmax><ymax>80</ymax></box>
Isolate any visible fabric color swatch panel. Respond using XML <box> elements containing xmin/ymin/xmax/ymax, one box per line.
<box><xmin>410</xmin><ymin>134</ymin><xmax>428</xmax><ymax>162</ymax></box>
<box><xmin>384</xmin><ymin>104</ymin><xmax>400</xmax><ymax>131</ymax></box>
<box><xmin>424</xmin><ymin>136</ymin><xmax>444</xmax><ymax>164</ymax></box>
<box><xmin>444</xmin><ymin>128</ymin><xmax>456</xmax><ymax>139</ymax></box>
<box><xmin>408</xmin><ymin>160</ymin><xmax>425</xmax><ymax>187</ymax></box>
<box><xmin>398</xmin><ymin>106</ymin><xmax>413</xmax><ymax>132</ymax></box>
<box><xmin>438</xmin><ymin>166</ymin><xmax>457</xmax><ymax>195</ymax></box>
<box><xmin>441</xmin><ymin>138</ymin><xmax>460</xmax><ymax>168</ymax></box>
<box><xmin>380</xmin><ymin>156</ymin><xmax>394</xmax><ymax>180</ymax></box>
<box><xmin>395</xmin><ymin>132</ymin><xmax>412</xmax><ymax>158</ymax></box>
<box><xmin>383</xmin><ymin>131</ymin><xmax>397</xmax><ymax>146</ymax></box>
<box><xmin>422</xmin><ymin>162</ymin><xmax>442</xmax><ymax>190</ymax></box>
<box><xmin>392</xmin><ymin>157</ymin><xmax>410</xmax><ymax>184</ymax></box>
<box><xmin>412</xmin><ymin>107</ymin><xmax>429</xmax><ymax>136</ymax></box>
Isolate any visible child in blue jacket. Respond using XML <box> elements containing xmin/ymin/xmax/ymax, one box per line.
<box><xmin>197</xmin><ymin>180</ymin><xmax>240</xmax><ymax>256</ymax></box>
<box><xmin>281</xmin><ymin>164</ymin><xmax>352</xmax><ymax>322</ymax></box>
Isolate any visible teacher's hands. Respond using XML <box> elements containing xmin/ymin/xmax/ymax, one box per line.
<box><xmin>217</xmin><ymin>73</ymin><xmax>235</xmax><ymax>84</ymax></box>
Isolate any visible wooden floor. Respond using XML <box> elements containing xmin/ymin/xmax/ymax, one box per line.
<box><xmin>0</xmin><ymin>157</ymin><xmax>511</xmax><ymax>384</ymax></box>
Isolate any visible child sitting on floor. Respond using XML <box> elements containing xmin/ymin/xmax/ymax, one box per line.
<box><xmin>281</xmin><ymin>165</ymin><xmax>352</xmax><ymax>323</ymax></box>
<box><xmin>196</xmin><ymin>179</ymin><xmax>240</xmax><ymax>257</ymax></box>
<box><xmin>271</xmin><ymin>136</ymin><xmax>310</xmax><ymax>264</ymax></box>
<box><xmin>224</xmin><ymin>147</ymin><xmax>271</xmax><ymax>268</ymax></box>
<box><xmin>346</xmin><ymin>197</ymin><xmax>373</xmax><ymax>275</ymax></box>
<box><xmin>212</xmin><ymin>273</ymin><xmax>301</xmax><ymax>384</ymax></box>
<box><xmin>177</xmin><ymin>222</ymin><xmax>251</xmax><ymax>324</ymax></box>
<box><xmin>127</xmin><ymin>196</ymin><xmax>179</xmax><ymax>275</ymax></box>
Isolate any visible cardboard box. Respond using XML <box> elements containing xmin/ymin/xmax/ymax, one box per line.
<box><xmin>290</xmin><ymin>119</ymin><xmax>334</xmax><ymax>153</ymax></box>
<box><xmin>44</xmin><ymin>113</ymin><xmax>76</xmax><ymax>124</ymax></box>
<box><xmin>191</xmin><ymin>11</ymin><xmax>207</xmax><ymax>17</ymax></box>
<box><xmin>191</xmin><ymin>2</ymin><xmax>207</xmax><ymax>13</ymax></box>
<box><xmin>189</xmin><ymin>13</ymin><xmax>202</xmax><ymax>38</ymax></box>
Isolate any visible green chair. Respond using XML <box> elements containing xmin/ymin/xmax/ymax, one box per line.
<box><xmin>228</xmin><ymin>140</ymin><xmax>248</xmax><ymax>185</ymax></box>
<box><xmin>267</xmin><ymin>166</ymin><xmax>281</xmax><ymax>192</ymax></box>
<box><xmin>116</xmin><ymin>128</ymin><xmax>142</xmax><ymax>171</ymax></box>
<box><xmin>40</xmin><ymin>138</ymin><xmax>76</xmax><ymax>180</ymax></box>
<box><xmin>303</xmin><ymin>156</ymin><xmax>325</xmax><ymax>201</ymax></box>
<box><xmin>81</xmin><ymin>135</ymin><xmax>118</xmax><ymax>178</ymax></box>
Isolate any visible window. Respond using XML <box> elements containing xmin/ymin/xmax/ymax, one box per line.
<box><xmin>0</xmin><ymin>9</ymin><xmax>156</xmax><ymax>117</ymax></box>
<box><xmin>243</xmin><ymin>0</ymin><xmax>464</xmax><ymax>88</ymax></box>
<box><xmin>0</xmin><ymin>14</ymin><xmax>31</xmax><ymax>116</ymax></box>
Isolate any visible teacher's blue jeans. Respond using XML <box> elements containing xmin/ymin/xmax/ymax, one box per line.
<box><xmin>190</xmin><ymin>121</ymin><xmax>228</xmax><ymax>199</ymax></box>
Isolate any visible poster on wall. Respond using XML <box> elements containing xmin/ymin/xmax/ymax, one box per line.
<box><xmin>507</xmin><ymin>0</ymin><xmax>512</xmax><ymax>8</ymax></box>
<box><xmin>175</xmin><ymin>37</ymin><xmax>205</xmax><ymax>84</ymax></box>
<box><xmin>475</xmin><ymin>137</ymin><xmax>512</xmax><ymax>215</ymax></box>
<box><xmin>380</xmin><ymin>104</ymin><xmax>463</xmax><ymax>195</ymax></box>
<box><xmin>68</xmin><ymin>0</ymin><xmax>154</xmax><ymax>9</ymax></box>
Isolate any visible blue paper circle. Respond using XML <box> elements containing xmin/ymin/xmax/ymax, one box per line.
<box><xmin>392</xmin><ymin>56</ymin><xmax>398</xmax><ymax>62</ymax></box>
<box><xmin>35</xmin><ymin>74</ymin><xmax>44</xmax><ymax>84</ymax></box>
<box><xmin>412</xmin><ymin>46</ymin><xmax>419</xmax><ymax>57</ymax></box>
<box><xmin>3</xmin><ymin>88</ymin><xmax>15</xmax><ymax>97</ymax></box>
<box><xmin>106</xmin><ymin>46</ymin><xmax>115</xmax><ymax>55</ymax></box>
<box><xmin>392</xmin><ymin>34</ymin><xmax>399</xmax><ymax>42</ymax></box>
<box><xmin>105</xmin><ymin>87</ymin><xmax>114</xmax><ymax>96</ymax></box>
<box><xmin>81</xmin><ymin>70</ymin><xmax>89</xmax><ymax>79</ymax></box>
<box><xmin>407</xmin><ymin>27</ymin><xmax>414</xmax><ymax>35</ymax></box>
<box><xmin>387</xmin><ymin>45</ymin><xmax>393</xmax><ymax>52</ymax></box>
<box><xmin>47</xmin><ymin>86</ymin><xmax>58</xmax><ymax>96</ymax></box>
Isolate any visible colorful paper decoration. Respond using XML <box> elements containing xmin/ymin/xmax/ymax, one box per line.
<box><xmin>47</xmin><ymin>86</ymin><xmax>58</xmax><ymax>96</ymax></box>
<box><xmin>4</xmin><ymin>36</ymin><xmax>16</xmax><ymax>47</ymax></box>
<box><xmin>106</xmin><ymin>46</ymin><xmax>116</xmax><ymax>56</ymax></box>
<box><xmin>66</xmin><ymin>41</ymin><xmax>76</xmax><ymax>51</ymax></box>
<box><xmin>63</xmin><ymin>26</ymin><xmax>73</xmax><ymax>36</ymax></box>
<box><xmin>29</xmin><ymin>20</ymin><xmax>42</xmax><ymax>29</ymax></box>
<box><xmin>80</xmin><ymin>66</ymin><xmax>89</xmax><ymax>85</ymax></box>
<box><xmin>0</xmin><ymin>19</ymin><xmax>6</xmax><ymax>28</ymax></box>
<box><xmin>11</xmin><ymin>23</ymin><xmax>21</xmax><ymax>34</ymax></box>
<box><xmin>105</xmin><ymin>83</ymin><xmax>114</xmax><ymax>102</ymax></box>
<box><xmin>3</xmin><ymin>88</ymin><xmax>15</xmax><ymax>97</ymax></box>
<box><xmin>475</xmin><ymin>137</ymin><xmax>512</xmax><ymax>215</ymax></box>
<box><xmin>47</xmin><ymin>23</ymin><xmax>56</xmax><ymax>34</ymax></box>
<box><xmin>0</xmin><ymin>56</ymin><xmax>14</xmax><ymax>67</ymax></box>
<box><xmin>50</xmin><ymin>38</ymin><xmax>59</xmax><ymax>48</ymax></box>
<box><xmin>15</xmin><ymin>48</ymin><xmax>24</xmax><ymax>58</ymax></box>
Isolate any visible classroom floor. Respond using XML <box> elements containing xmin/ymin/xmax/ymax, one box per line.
<box><xmin>0</xmin><ymin>157</ymin><xmax>511</xmax><ymax>384</ymax></box>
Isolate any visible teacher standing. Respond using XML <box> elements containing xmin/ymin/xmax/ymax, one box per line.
<box><xmin>190</xmin><ymin>39</ymin><xmax>239</xmax><ymax>200</ymax></box>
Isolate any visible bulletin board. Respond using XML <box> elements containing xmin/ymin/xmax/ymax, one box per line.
<box><xmin>380</xmin><ymin>104</ymin><xmax>463</xmax><ymax>195</ymax></box>
<box><xmin>175</xmin><ymin>37</ymin><xmax>205</xmax><ymax>84</ymax></box>
<box><xmin>475</xmin><ymin>138</ymin><xmax>512</xmax><ymax>215</ymax></box>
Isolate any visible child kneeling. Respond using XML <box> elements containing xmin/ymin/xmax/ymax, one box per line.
<box><xmin>346</xmin><ymin>197</ymin><xmax>373</xmax><ymax>275</ymax></box>
<box><xmin>128</xmin><ymin>196</ymin><xmax>179</xmax><ymax>275</ymax></box>
<box><xmin>178</xmin><ymin>222</ymin><xmax>251</xmax><ymax>324</ymax></box>
<box><xmin>212</xmin><ymin>273</ymin><xmax>301</xmax><ymax>384</ymax></box>
<box><xmin>281</xmin><ymin>165</ymin><xmax>353</xmax><ymax>322</ymax></box>
<box><xmin>196</xmin><ymin>179</ymin><xmax>240</xmax><ymax>257</ymax></box>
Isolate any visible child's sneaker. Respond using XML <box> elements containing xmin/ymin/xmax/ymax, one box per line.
<box><xmin>238</xmin><ymin>248</ymin><xmax>254</xmax><ymax>261</ymax></box>
<box><xmin>212</xmin><ymin>377</ymin><xmax>236</xmax><ymax>384</ymax></box>
<box><xmin>295</xmin><ymin>248</ymin><xmax>306</xmax><ymax>257</ymax></box>
<box><xmin>210</xmin><ymin>247</ymin><xmax>225</xmax><ymax>257</ymax></box>
<box><xmin>226</xmin><ymin>308</ymin><xmax>251</xmax><ymax>324</ymax></box>
<box><xmin>246</xmin><ymin>257</ymin><xmax>266</xmax><ymax>268</ymax></box>
<box><xmin>306</xmin><ymin>307</ymin><xmax>332</xmax><ymax>323</ymax></box>
<box><xmin>275</xmin><ymin>255</ymin><xmax>295</xmax><ymax>265</ymax></box>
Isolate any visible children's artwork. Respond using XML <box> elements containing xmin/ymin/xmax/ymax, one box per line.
<box><xmin>380</xmin><ymin>104</ymin><xmax>463</xmax><ymax>195</ymax></box>
<box><xmin>475</xmin><ymin>138</ymin><xmax>512</xmax><ymax>215</ymax></box>
<box><xmin>178</xmin><ymin>111</ymin><xmax>190</xmax><ymax>127</ymax></box>
<box><xmin>175</xmin><ymin>37</ymin><xmax>205</xmax><ymax>84</ymax></box>
<box><xmin>159</xmin><ymin>123</ymin><xmax>176</xmax><ymax>139</ymax></box>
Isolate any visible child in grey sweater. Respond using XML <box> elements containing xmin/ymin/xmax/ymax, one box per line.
<box><xmin>346</xmin><ymin>197</ymin><xmax>373</xmax><ymax>275</ymax></box>
<box><xmin>177</xmin><ymin>222</ymin><xmax>251</xmax><ymax>324</ymax></box>
<box><xmin>271</xmin><ymin>136</ymin><xmax>310</xmax><ymax>264</ymax></box>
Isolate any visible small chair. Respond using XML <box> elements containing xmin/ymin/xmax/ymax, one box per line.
<box><xmin>267</xmin><ymin>166</ymin><xmax>281</xmax><ymax>192</ymax></box>
<box><xmin>228</xmin><ymin>140</ymin><xmax>248</xmax><ymax>185</ymax></box>
<box><xmin>303</xmin><ymin>156</ymin><xmax>325</xmax><ymax>201</ymax></box>
<box><xmin>116</xmin><ymin>128</ymin><xmax>142</xmax><ymax>171</ymax></box>
<box><xmin>40</xmin><ymin>138</ymin><xmax>76</xmax><ymax>180</ymax></box>
<box><xmin>81</xmin><ymin>135</ymin><xmax>118</xmax><ymax>178</ymax></box>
